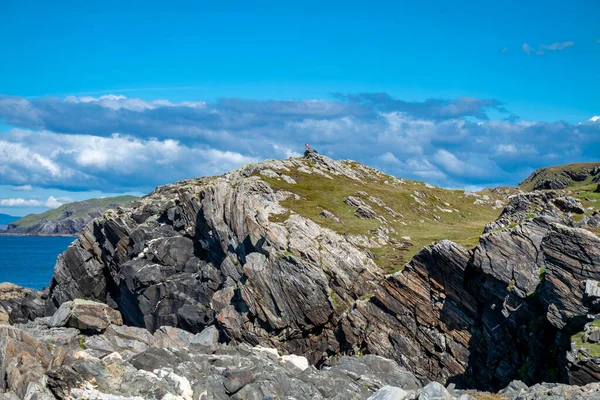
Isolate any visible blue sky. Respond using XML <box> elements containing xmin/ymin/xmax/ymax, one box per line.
<box><xmin>0</xmin><ymin>0</ymin><xmax>599</xmax><ymax>216</ymax></box>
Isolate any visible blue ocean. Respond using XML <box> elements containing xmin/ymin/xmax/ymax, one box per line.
<box><xmin>0</xmin><ymin>236</ymin><xmax>75</xmax><ymax>290</ymax></box>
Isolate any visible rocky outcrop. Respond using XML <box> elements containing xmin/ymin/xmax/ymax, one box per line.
<box><xmin>36</xmin><ymin>156</ymin><xmax>383</xmax><ymax>368</ymax></box>
<box><xmin>342</xmin><ymin>192</ymin><xmax>600</xmax><ymax>389</ymax></box>
<box><xmin>518</xmin><ymin>162</ymin><xmax>600</xmax><ymax>191</ymax></box>
<box><xmin>4</xmin><ymin>155</ymin><xmax>600</xmax><ymax>396</ymax></box>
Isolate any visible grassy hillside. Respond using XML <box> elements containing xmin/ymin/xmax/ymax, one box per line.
<box><xmin>11</xmin><ymin>195</ymin><xmax>139</xmax><ymax>229</ymax></box>
<box><xmin>260</xmin><ymin>159</ymin><xmax>509</xmax><ymax>273</ymax></box>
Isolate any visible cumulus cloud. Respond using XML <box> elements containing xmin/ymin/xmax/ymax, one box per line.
<box><xmin>0</xmin><ymin>196</ymin><xmax>71</xmax><ymax>208</ymax></box>
<box><xmin>0</xmin><ymin>129</ymin><xmax>258</xmax><ymax>191</ymax></box>
<box><xmin>0</xmin><ymin>94</ymin><xmax>598</xmax><ymax>192</ymax></box>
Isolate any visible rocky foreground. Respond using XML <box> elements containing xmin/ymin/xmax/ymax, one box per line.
<box><xmin>3</xmin><ymin>299</ymin><xmax>600</xmax><ymax>399</ymax></box>
<box><xmin>2</xmin><ymin>154</ymin><xmax>600</xmax><ymax>399</ymax></box>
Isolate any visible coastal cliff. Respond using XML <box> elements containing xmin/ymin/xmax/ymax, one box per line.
<box><xmin>1</xmin><ymin>154</ymin><xmax>600</xmax><ymax>399</ymax></box>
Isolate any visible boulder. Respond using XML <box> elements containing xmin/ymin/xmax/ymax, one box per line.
<box><xmin>191</xmin><ymin>325</ymin><xmax>220</xmax><ymax>350</ymax></box>
<box><xmin>49</xmin><ymin>299</ymin><xmax>122</xmax><ymax>332</ymax></box>
<box><xmin>368</xmin><ymin>386</ymin><xmax>411</xmax><ymax>400</ymax></box>
<box><xmin>418</xmin><ymin>382</ymin><xmax>453</xmax><ymax>400</ymax></box>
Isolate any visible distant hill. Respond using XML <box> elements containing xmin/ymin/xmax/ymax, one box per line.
<box><xmin>0</xmin><ymin>213</ymin><xmax>20</xmax><ymax>225</ymax></box>
<box><xmin>518</xmin><ymin>162</ymin><xmax>600</xmax><ymax>192</ymax></box>
<box><xmin>518</xmin><ymin>162</ymin><xmax>600</xmax><ymax>220</ymax></box>
<box><xmin>4</xmin><ymin>195</ymin><xmax>139</xmax><ymax>235</ymax></box>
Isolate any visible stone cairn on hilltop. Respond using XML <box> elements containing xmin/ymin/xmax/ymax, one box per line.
<box><xmin>304</xmin><ymin>143</ymin><xmax>318</xmax><ymax>158</ymax></box>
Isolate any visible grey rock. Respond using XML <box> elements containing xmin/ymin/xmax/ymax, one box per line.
<box><xmin>191</xmin><ymin>325</ymin><xmax>220</xmax><ymax>349</ymax></box>
<box><xmin>354</xmin><ymin>205</ymin><xmax>379</xmax><ymax>219</ymax></box>
<box><xmin>345</xmin><ymin>196</ymin><xmax>366</xmax><ymax>207</ymax></box>
<box><xmin>320</xmin><ymin>209</ymin><xmax>341</xmax><ymax>223</ymax></box>
<box><xmin>552</xmin><ymin>197</ymin><xmax>585</xmax><ymax>214</ymax></box>
<box><xmin>418</xmin><ymin>382</ymin><xmax>452</xmax><ymax>400</ymax></box>
<box><xmin>154</xmin><ymin>325</ymin><xmax>195</xmax><ymax>348</ymax></box>
<box><xmin>49</xmin><ymin>299</ymin><xmax>122</xmax><ymax>332</ymax></box>
<box><xmin>368</xmin><ymin>386</ymin><xmax>411</xmax><ymax>400</ymax></box>
<box><xmin>499</xmin><ymin>380</ymin><xmax>528</xmax><ymax>395</ymax></box>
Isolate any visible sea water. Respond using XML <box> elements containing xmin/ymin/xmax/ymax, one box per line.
<box><xmin>0</xmin><ymin>236</ymin><xmax>74</xmax><ymax>290</ymax></box>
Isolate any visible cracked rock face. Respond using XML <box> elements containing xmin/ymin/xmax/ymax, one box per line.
<box><xmin>33</xmin><ymin>156</ymin><xmax>383</xmax><ymax>367</ymax></box>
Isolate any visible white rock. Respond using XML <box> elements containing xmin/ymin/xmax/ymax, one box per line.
<box><xmin>253</xmin><ymin>346</ymin><xmax>279</xmax><ymax>357</ymax></box>
<box><xmin>368</xmin><ymin>385</ymin><xmax>411</xmax><ymax>400</ymax></box>
<box><xmin>281</xmin><ymin>354</ymin><xmax>309</xmax><ymax>371</ymax></box>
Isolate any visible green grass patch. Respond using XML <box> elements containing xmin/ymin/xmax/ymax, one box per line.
<box><xmin>571</xmin><ymin>321</ymin><xmax>600</xmax><ymax>357</ymax></box>
<box><xmin>260</xmin><ymin>160</ymin><xmax>503</xmax><ymax>273</ymax></box>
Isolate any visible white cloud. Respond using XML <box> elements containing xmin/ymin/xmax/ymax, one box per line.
<box><xmin>522</xmin><ymin>43</ymin><xmax>534</xmax><ymax>55</ymax></box>
<box><xmin>44</xmin><ymin>196</ymin><xmax>71</xmax><ymax>208</ymax></box>
<box><xmin>433</xmin><ymin>150</ymin><xmax>469</xmax><ymax>175</ymax></box>
<box><xmin>522</xmin><ymin>41</ymin><xmax>574</xmax><ymax>56</ymax></box>
<box><xmin>0</xmin><ymin>94</ymin><xmax>598</xmax><ymax>192</ymax></box>
<box><xmin>540</xmin><ymin>41</ymin><xmax>574</xmax><ymax>51</ymax></box>
<box><xmin>378</xmin><ymin>152</ymin><xmax>401</xmax><ymax>164</ymax></box>
<box><xmin>64</xmin><ymin>94</ymin><xmax>206</xmax><ymax>111</ymax></box>
<box><xmin>0</xmin><ymin>196</ymin><xmax>69</xmax><ymax>208</ymax></box>
<box><xmin>272</xmin><ymin>144</ymin><xmax>301</xmax><ymax>159</ymax></box>
<box><xmin>0</xmin><ymin>129</ymin><xmax>258</xmax><ymax>191</ymax></box>
<box><xmin>495</xmin><ymin>144</ymin><xmax>517</xmax><ymax>154</ymax></box>
<box><xmin>11</xmin><ymin>185</ymin><xmax>33</xmax><ymax>191</ymax></box>
<box><xmin>0</xmin><ymin>198</ymin><xmax>42</xmax><ymax>207</ymax></box>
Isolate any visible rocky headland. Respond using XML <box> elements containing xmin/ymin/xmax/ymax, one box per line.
<box><xmin>2</xmin><ymin>196</ymin><xmax>139</xmax><ymax>236</ymax></box>
<box><xmin>1</xmin><ymin>153</ymin><xmax>600</xmax><ymax>399</ymax></box>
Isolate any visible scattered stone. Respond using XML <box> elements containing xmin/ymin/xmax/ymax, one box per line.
<box><xmin>281</xmin><ymin>174</ymin><xmax>297</xmax><ymax>184</ymax></box>
<box><xmin>354</xmin><ymin>205</ymin><xmax>379</xmax><ymax>219</ymax></box>
<box><xmin>319</xmin><ymin>209</ymin><xmax>341</xmax><ymax>223</ymax></box>
<box><xmin>345</xmin><ymin>196</ymin><xmax>366</xmax><ymax>207</ymax></box>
